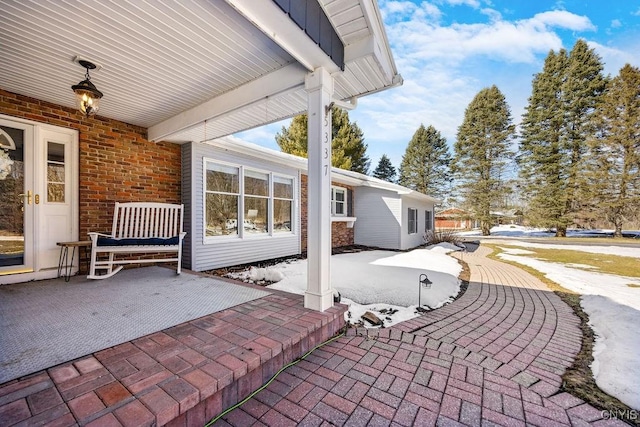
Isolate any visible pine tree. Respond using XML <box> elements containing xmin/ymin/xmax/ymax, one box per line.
<box><xmin>453</xmin><ymin>86</ymin><xmax>515</xmax><ymax>236</ymax></box>
<box><xmin>562</xmin><ymin>39</ymin><xmax>607</xmax><ymax>231</ymax></box>
<box><xmin>398</xmin><ymin>124</ymin><xmax>451</xmax><ymax>199</ymax></box>
<box><xmin>519</xmin><ymin>49</ymin><xmax>570</xmax><ymax>233</ymax></box>
<box><xmin>372</xmin><ymin>154</ymin><xmax>396</xmax><ymax>182</ymax></box>
<box><xmin>587</xmin><ymin>64</ymin><xmax>640</xmax><ymax>237</ymax></box>
<box><xmin>518</xmin><ymin>40</ymin><xmax>606</xmax><ymax>236</ymax></box>
<box><xmin>275</xmin><ymin>114</ymin><xmax>308</xmax><ymax>158</ymax></box>
<box><xmin>275</xmin><ymin>106</ymin><xmax>370</xmax><ymax>174</ymax></box>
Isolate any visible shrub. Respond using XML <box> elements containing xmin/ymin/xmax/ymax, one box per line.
<box><xmin>424</xmin><ymin>229</ymin><xmax>462</xmax><ymax>246</ymax></box>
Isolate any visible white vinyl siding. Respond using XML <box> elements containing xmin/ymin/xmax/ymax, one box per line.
<box><xmin>353</xmin><ymin>187</ymin><xmax>401</xmax><ymax>249</ymax></box>
<box><xmin>400</xmin><ymin>196</ymin><xmax>435</xmax><ymax>250</ymax></box>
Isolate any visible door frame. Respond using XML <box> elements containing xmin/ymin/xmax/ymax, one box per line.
<box><xmin>0</xmin><ymin>114</ymin><xmax>79</xmax><ymax>284</ymax></box>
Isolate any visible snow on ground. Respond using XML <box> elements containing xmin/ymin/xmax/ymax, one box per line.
<box><xmin>228</xmin><ymin>244</ymin><xmax>462</xmax><ymax>328</ymax></box>
<box><xmin>458</xmin><ymin>224</ymin><xmax>555</xmax><ymax>237</ymax></box>
<box><xmin>491</xmin><ymin>239</ymin><xmax>640</xmax><ymax>258</ymax></box>
<box><xmin>459</xmin><ymin>224</ymin><xmax>640</xmax><ymax>239</ymax></box>
<box><xmin>497</xmin><ymin>245</ymin><xmax>640</xmax><ymax>410</ymax></box>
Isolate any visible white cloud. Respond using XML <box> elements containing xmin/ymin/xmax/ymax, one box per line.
<box><xmin>480</xmin><ymin>8</ymin><xmax>502</xmax><ymax>22</ymax></box>
<box><xmin>529</xmin><ymin>10</ymin><xmax>596</xmax><ymax>31</ymax></box>
<box><xmin>611</xmin><ymin>19</ymin><xmax>622</xmax><ymax>28</ymax></box>
<box><xmin>385</xmin><ymin>9</ymin><xmax>595</xmax><ymax>66</ymax></box>
<box><xmin>440</xmin><ymin>0</ymin><xmax>481</xmax><ymax>8</ymax></box>
<box><xmin>381</xmin><ymin>1</ymin><xmax>442</xmax><ymax>23</ymax></box>
<box><xmin>633</xmin><ymin>8</ymin><xmax>640</xmax><ymax>17</ymax></box>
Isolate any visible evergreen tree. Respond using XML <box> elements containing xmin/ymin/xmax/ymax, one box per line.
<box><xmin>518</xmin><ymin>40</ymin><xmax>606</xmax><ymax>236</ymax></box>
<box><xmin>518</xmin><ymin>49</ymin><xmax>570</xmax><ymax>233</ymax></box>
<box><xmin>587</xmin><ymin>64</ymin><xmax>640</xmax><ymax>237</ymax></box>
<box><xmin>453</xmin><ymin>86</ymin><xmax>515</xmax><ymax>236</ymax></box>
<box><xmin>372</xmin><ymin>154</ymin><xmax>396</xmax><ymax>182</ymax></box>
<box><xmin>275</xmin><ymin>106</ymin><xmax>370</xmax><ymax>174</ymax></box>
<box><xmin>398</xmin><ymin>124</ymin><xmax>451</xmax><ymax>199</ymax></box>
<box><xmin>563</xmin><ymin>39</ymin><xmax>607</xmax><ymax>229</ymax></box>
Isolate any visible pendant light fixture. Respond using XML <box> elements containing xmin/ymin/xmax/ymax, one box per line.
<box><xmin>71</xmin><ymin>59</ymin><xmax>103</xmax><ymax>117</ymax></box>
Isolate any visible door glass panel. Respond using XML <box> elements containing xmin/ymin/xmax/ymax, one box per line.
<box><xmin>0</xmin><ymin>125</ymin><xmax>25</xmax><ymax>267</ymax></box>
<box><xmin>47</xmin><ymin>142</ymin><xmax>65</xmax><ymax>202</ymax></box>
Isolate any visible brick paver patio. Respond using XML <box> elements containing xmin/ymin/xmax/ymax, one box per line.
<box><xmin>0</xmin><ymin>286</ymin><xmax>346</xmax><ymax>426</ymax></box>
<box><xmin>213</xmin><ymin>245</ymin><xmax>627</xmax><ymax>427</ymax></box>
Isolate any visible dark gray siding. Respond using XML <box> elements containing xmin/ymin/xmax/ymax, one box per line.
<box><xmin>181</xmin><ymin>143</ymin><xmax>193</xmax><ymax>269</ymax></box>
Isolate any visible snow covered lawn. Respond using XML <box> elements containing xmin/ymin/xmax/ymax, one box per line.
<box><xmin>228</xmin><ymin>245</ymin><xmax>463</xmax><ymax>328</ymax></box>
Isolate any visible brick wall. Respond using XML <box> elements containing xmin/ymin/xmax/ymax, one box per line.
<box><xmin>300</xmin><ymin>174</ymin><xmax>354</xmax><ymax>252</ymax></box>
<box><xmin>0</xmin><ymin>90</ymin><xmax>181</xmax><ymax>240</ymax></box>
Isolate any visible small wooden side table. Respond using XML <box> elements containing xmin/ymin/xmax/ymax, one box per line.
<box><xmin>57</xmin><ymin>241</ymin><xmax>91</xmax><ymax>281</ymax></box>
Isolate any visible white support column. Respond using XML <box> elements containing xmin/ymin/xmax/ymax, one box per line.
<box><xmin>304</xmin><ymin>67</ymin><xmax>334</xmax><ymax>312</ymax></box>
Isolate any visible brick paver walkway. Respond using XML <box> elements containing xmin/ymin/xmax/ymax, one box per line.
<box><xmin>214</xmin><ymin>246</ymin><xmax>627</xmax><ymax>426</ymax></box>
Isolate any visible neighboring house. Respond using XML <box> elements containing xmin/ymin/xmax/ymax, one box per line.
<box><xmin>492</xmin><ymin>209</ymin><xmax>524</xmax><ymax>226</ymax></box>
<box><xmin>182</xmin><ymin>137</ymin><xmax>439</xmax><ymax>272</ymax></box>
<box><xmin>435</xmin><ymin>208</ymin><xmax>476</xmax><ymax>230</ymax></box>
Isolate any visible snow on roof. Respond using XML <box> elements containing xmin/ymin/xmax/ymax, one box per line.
<box><xmin>209</xmin><ymin>136</ymin><xmax>441</xmax><ymax>203</ymax></box>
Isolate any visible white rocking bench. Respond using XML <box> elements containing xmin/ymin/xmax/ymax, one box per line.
<box><xmin>88</xmin><ymin>202</ymin><xmax>186</xmax><ymax>279</ymax></box>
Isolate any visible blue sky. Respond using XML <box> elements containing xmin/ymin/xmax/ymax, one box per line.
<box><xmin>236</xmin><ymin>0</ymin><xmax>640</xmax><ymax>173</ymax></box>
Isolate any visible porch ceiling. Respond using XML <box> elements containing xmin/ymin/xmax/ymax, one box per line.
<box><xmin>0</xmin><ymin>0</ymin><xmax>400</xmax><ymax>143</ymax></box>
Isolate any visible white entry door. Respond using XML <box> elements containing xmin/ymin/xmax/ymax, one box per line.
<box><xmin>0</xmin><ymin>116</ymin><xmax>78</xmax><ymax>284</ymax></box>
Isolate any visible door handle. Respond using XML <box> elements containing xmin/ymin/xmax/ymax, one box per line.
<box><xmin>19</xmin><ymin>190</ymin><xmax>32</xmax><ymax>205</ymax></box>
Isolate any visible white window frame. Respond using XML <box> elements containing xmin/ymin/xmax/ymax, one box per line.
<box><xmin>204</xmin><ymin>159</ymin><xmax>240</xmax><ymax>240</ymax></box>
<box><xmin>203</xmin><ymin>158</ymin><xmax>296</xmax><ymax>243</ymax></box>
<box><xmin>331</xmin><ymin>186</ymin><xmax>347</xmax><ymax>217</ymax></box>
<box><xmin>408</xmin><ymin>207</ymin><xmax>418</xmax><ymax>234</ymax></box>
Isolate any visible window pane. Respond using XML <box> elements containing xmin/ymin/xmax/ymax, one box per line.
<box><xmin>274</xmin><ymin>176</ymin><xmax>293</xmax><ymax>199</ymax></box>
<box><xmin>48</xmin><ymin>142</ymin><xmax>64</xmax><ymax>163</ymax></box>
<box><xmin>47</xmin><ymin>184</ymin><xmax>65</xmax><ymax>203</ymax></box>
<box><xmin>245</xmin><ymin>197</ymin><xmax>268</xmax><ymax>234</ymax></box>
<box><xmin>206</xmin><ymin>163</ymin><xmax>239</xmax><ymax>193</ymax></box>
<box><xmin>334</xmin><ymin>189</ymin><xmax>345</xmax><ymax>202</ymax></box>
<box><xmin>206</xmin><ymin>193</ymin><xmax>238</xmax><ymax>236</ymax></box>
<box><xmin>48</xmin><ymin>163</ymin><xmax>64</xmax><ymax>182</ymax></box>
<box><xmin>408</xmin><ymin>208</ymin><xmax>417</xmax><ymax>234</ymax></box>
<box><xmin>47</xmin><ymin>142</ymin><xmax>65</xmax><ymax>202</ymax></box>
<box><xmin>274</xmin><ymin>199</ymin><xmax>292</xmax><ymax>232</ymax></box>
<box><xmin>245</xmin><ymin>170</ymin><xmax>268</xmax><ymax>196</ymax></box>
<box><xmin>335</xmin><ymin>201</ymin><xmax>344</xmax><ymax>215</ymax></box>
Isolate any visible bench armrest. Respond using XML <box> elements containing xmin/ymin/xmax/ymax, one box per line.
<box><xmin>88</xmin><ymin>232</ymin><xmax>112</xmax><ymax>242</ymax></box>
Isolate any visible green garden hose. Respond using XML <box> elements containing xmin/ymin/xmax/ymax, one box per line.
<box><xmin>204</xmin><ymin>327</ymin><xmax>347</xmax><ymax>426</ymax></box>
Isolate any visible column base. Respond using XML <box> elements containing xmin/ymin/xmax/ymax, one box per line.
<box><xmin>304</xmin><ymin>289</ymin><xmax>334</xmax><ymax>312</ymax></box>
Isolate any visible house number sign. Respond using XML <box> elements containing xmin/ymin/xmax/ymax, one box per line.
<box><xmin>324</xmin><ymin>109</ymin><xmax>330</xmax><ymax>176</ymax></box>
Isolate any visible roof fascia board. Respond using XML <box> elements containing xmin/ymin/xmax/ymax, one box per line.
<box><xmin>206</xmin><ymin>137</ymin><xmax>441</xmax><ymax>202</ymax></box>
<box><xmin>225</xmin><ymin>0</ymin><xmax>341</xmax><ymax>74</ymax></box>
<box><xmin>210</xmin><ymin>136</ymin><xmax>308</xmax><ymax>169</ymax></box>
<box><xmin>148</xmin><ymin>63</ymin><xmax>307</xmax><ymax>142</ymax></box>
<box><xmin>357</xmin><ymin>0</ymin><xmax>399</xmax><ymax>83</ymax></box>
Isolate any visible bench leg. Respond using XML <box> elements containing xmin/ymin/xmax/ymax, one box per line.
<box><xmin>88</xmin><ymin>265</ymin><xmax>123</xmax><ymax>280</ymax></box>
<box><xmin>88</xmin><ymin>250</ymin><xmax>123</xmax><ymax>280</ymax></box>
<box><xmin>107</xmin><ymin>253</ymin><xmax>115</xmax><ymax>275</ymax></box>
<box><xmin>177</xmin><ymin>246</ymin><xmax>182</xmax><ymax>275</ymax></box>
<box><xmin>89</xmin><ymin>246</ymin><xmax>98</xmax><ymax>279</ymax></box>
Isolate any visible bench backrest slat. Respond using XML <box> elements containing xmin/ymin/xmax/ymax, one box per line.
<box><xmin>111</xmin><ymin>202</ymin><xmax>184</xmax><ymax>239</ymax></box>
